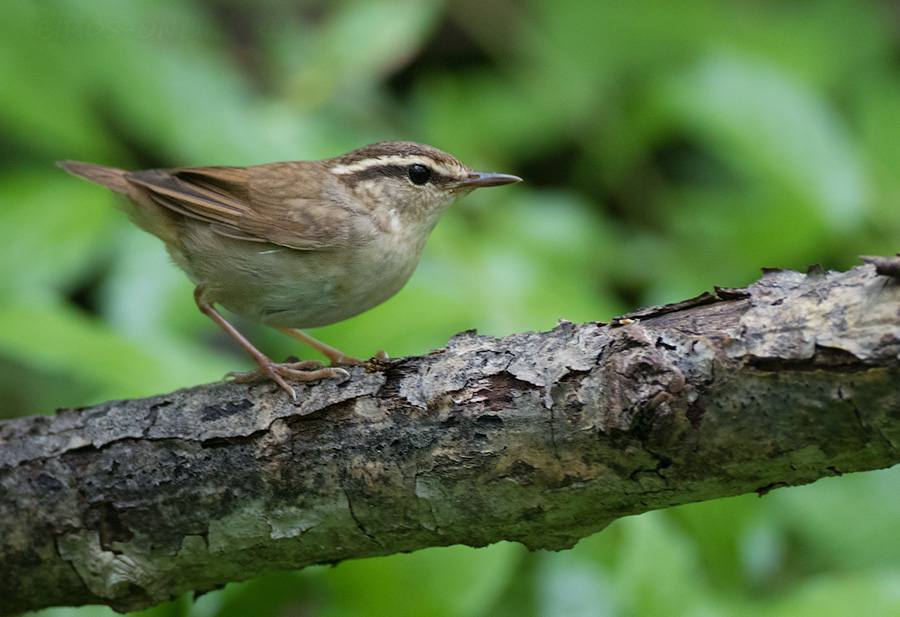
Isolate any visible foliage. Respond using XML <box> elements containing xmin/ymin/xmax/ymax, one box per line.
<box><xmin>3</xmin><ymin>0</ymin><xmax>900</xmax><ymax>615</ymax></box>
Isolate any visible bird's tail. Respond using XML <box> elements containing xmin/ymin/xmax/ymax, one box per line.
<box><xmin>57</xmin><ymin>160</ymin><xmax>134</xmax><ymax>195</ymax></box>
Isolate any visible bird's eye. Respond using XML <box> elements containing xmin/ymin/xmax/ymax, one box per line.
<box><xmin>407</xmin><ymin>164</ymin><xmax>432</xmax><ymax>185</ymax></box>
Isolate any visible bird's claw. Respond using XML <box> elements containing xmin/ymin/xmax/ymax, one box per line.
<box><xmin>226</xmin><ymin>360</ymin><xmax>350</xmax><ymax>403</ymax></box>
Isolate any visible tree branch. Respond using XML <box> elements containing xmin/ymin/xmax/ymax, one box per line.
<box><xmin>3</xmin><ymin>262</ymin><xmax>900</xmax><ymax>615</ymax></box>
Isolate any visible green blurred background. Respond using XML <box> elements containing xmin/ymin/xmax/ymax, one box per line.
<box><xmin>3</xmin><ymin>0</ymin><xmax>900</xmax><ymax>615</ymax></box>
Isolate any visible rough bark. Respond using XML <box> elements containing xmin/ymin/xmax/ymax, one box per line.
<box><xmin>2</xmin><ymin>262</ymin><xmax>900</xmax><ymax>615</ymax></box>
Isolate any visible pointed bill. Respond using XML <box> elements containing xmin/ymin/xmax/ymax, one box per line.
<box><xmin>455</xmin><ymin>171</ymin><xmax>523</xmax><ymax>189</ymax></box>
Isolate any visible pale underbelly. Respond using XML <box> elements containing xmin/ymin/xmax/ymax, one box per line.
<box><xmin>174</xmin><ymin>234</ymin><xmax>420</xmax><ymax>329</ymax></box>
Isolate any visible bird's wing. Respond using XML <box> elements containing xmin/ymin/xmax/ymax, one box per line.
<box><xmin>125</xmin><ymin>164</ymin><xmax>351</xmax><ymax>250</ymax></box>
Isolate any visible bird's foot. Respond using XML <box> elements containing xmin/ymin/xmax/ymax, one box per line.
<box><xmin>226</xmin><ymin>359</ymin><xmax>350</xmax><ymax>403</ymax></box>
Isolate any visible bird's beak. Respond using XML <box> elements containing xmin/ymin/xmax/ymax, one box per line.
<box><xmin>455</xmin><ymin>171</ymin><xmax>523</xmax><ymax>189</ymax></box>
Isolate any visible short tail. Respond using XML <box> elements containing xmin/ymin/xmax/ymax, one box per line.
<box><xmin>57</xmin><ymin>160</ymin><xmax>134</xmax><ymax>195</ymax></box>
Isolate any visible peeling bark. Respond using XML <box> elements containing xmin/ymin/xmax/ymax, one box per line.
<box><xmin>2</xmin><ymin>263</ymin><xmax>900</xmax><ymax>614</ymax></box>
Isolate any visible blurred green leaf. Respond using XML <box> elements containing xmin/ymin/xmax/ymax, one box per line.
<box><xmin>0</xmin><ymin>172</ymin><xmax>114</xmax><ymax>299</ymax></box>
<box><xmin>321</xmin><ymin>543</ymin><xmax>523</xmax><ymax>617</ymax></box>
<box><xmin>666</xmin><ymin>52</ymin><xmax>870</xmax><ymax>230</ymax></box>
<box><xmin>753</xmin><ymin>573</ymin><xmax>900</xmax><ymax>617</ymax></box>
<box><xmin>0</xmin><ymin>300</ymin><xmax>234</xmax><ymax>412</ymax></box>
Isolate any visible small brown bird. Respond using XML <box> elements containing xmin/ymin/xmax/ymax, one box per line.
<box><xmin>59</xmin><ymin>142</ymin><xmax>521</xmax><ymax>401</ymax></box>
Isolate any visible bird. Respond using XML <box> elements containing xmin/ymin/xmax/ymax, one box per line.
<box><xmin>58</xmin><ymin>141</ymin><xmax>521</xmax><ymax>401</ymax></box>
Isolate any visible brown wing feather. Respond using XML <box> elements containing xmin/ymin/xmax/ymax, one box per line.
<box><xmin>126</xmin><ymin>167</ymin><xmax>252</xmax><ymax>228</ymax></box>
<box><xmin>124</xmin><ymin>164</ymin><xmax>351</xmax><ymax>250</ymax></box>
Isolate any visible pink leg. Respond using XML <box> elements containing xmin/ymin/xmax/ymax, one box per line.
<box><xmin>194</xmin><ymin>287</ymin><xmax>348</xmax><ymax>401</ymax></box>
<box><xmin>278</xmin><ymin>329</ymin><xmax>389</xmax><ymax>365</ymax></box>
<box><xmin>278</xmin><ymin>329</ymin><xmax>359</xmax><ymax>364</ymax></box>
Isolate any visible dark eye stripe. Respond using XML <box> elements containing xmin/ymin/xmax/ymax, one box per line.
<box><xmin>336</xmin><ymin>164</ymin><xmax>454</xmax><ymax>186</ymax></box>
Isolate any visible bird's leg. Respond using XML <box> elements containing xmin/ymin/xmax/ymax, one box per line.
<box><xmin>278</xmin><ymin>328</ymin><xmax>388</xmax><ymax>365</ymax></box>
<box><xmin>277</xmin><ymin>328</ymin><xmax>359</xmax><ymax>364</ymax></box>
<box><xmin>194</xmin><ymin>287</ymin><xmax>348</xmax><ymax>401</ymax></box>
